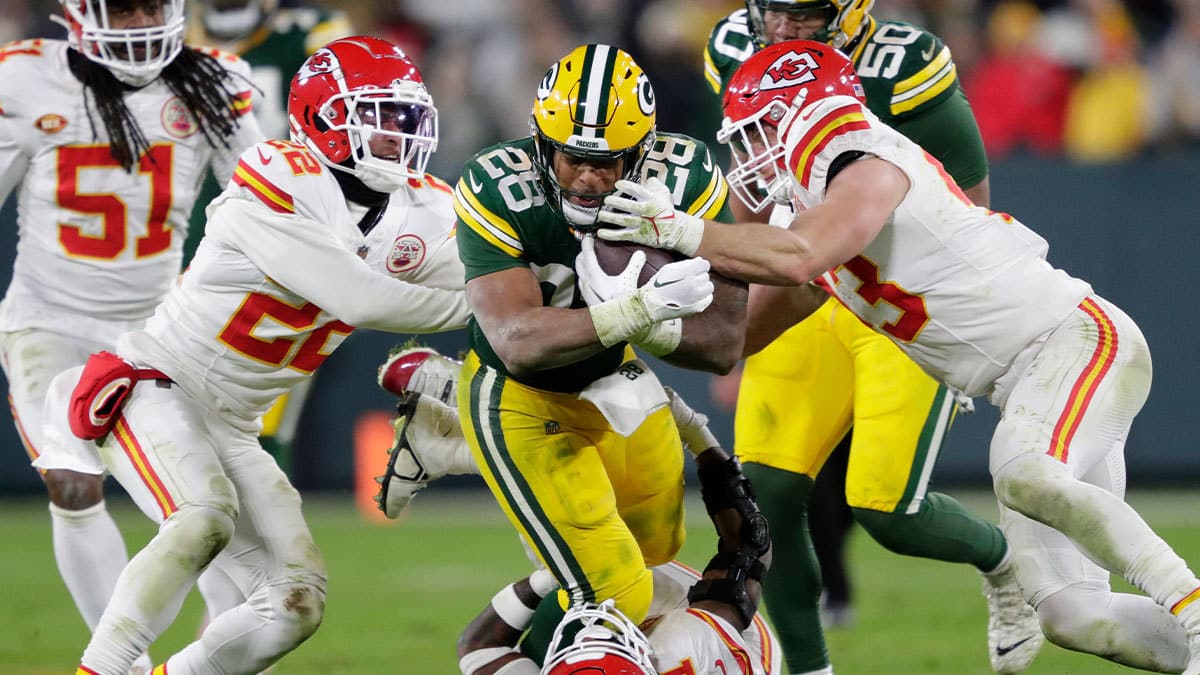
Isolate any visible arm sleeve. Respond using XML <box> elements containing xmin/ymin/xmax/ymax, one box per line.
<box><xmin>211</xmin><ymin>198</ymin><xmax>470</xmax><ymax>333</ymax></box>
<box><xmin>891</xmin><ymin>88</ymin><xmax>989</xmax><ymax>190</ymax></box>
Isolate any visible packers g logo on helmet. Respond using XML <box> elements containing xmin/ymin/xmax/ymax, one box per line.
<box><xmin>745</xmin><ymin>0</ymin><xmax>875</xmax><ymax>49</ymax></box>
<box><xmin>529</xmin><ymin>43</ymin><xmax>657</xmax><ymax>229</ymax></box>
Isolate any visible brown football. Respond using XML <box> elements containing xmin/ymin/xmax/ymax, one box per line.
<box><xmin>592</xmin><ymin>239</ymin><xmax>686</xmax><ymax>287</ymax></box>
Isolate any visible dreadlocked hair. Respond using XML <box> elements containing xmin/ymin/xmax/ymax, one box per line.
<box><xmin>71</xmin><ymin>47</ymin><xmax>251</xmax><ymax>173</ymax></box>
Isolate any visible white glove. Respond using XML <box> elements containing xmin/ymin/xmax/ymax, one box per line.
<box><xmin>665</xmin><ymin>386</ymin><xmax>720</xmax><ymax>456</ymax></box>
<box><xmin>588</xmin><ymin>257</ymin><xmax>714</xmax><ymax>347</ymax></box>
<box><xmin>575</xmin><ymin>235</ymin><xmax>644</xmax><ymax>306</ymax></box>
<box><xmin>641</xmin><ymin>257</ymin><xmax>714</xmax><ymax>320</ymax></box>
<box><xmin>597</xmin><ymin>177</ymin><xmax>705</xmax><ymax>255</ymax></box>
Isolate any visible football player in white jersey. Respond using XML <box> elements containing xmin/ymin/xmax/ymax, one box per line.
<box><xmin>597</xmin><ymin>39</ymin><xmax>1200</xmax><ymax>674</ymax></box>
<box><xmin>0</xmin><ymin>0</ymin><xmax>263</xmax><ymax>666</ymax></box>
<box><xmin>35</xmin><ymin>35</ymin><xmax>469</xmax><ymax>675</ymax></box>
<box><xmin>453</xmin><ymin>390</ymin><xmax>779</xmax><ymax>675</ymax></box>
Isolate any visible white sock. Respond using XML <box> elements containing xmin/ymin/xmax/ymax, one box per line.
<box><xmin>49</xmin><ymin>500</ymin><xmax>128</xmax><ymax>630</ymax></box>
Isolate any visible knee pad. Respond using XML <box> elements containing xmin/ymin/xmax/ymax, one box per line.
<box><xmin>993</xmin><ymin>454</ymin><xmax>1071</xmax><ymax>518</ymax></box>
<box><xmin>263</xmin><ymin>581</ymin><xmax>327</xmax><ymax>644</ymax></box>
<box><xmin>161</xmin><ymin>505</ymin><xmax>237</xmax><ymax>570</ymax></box>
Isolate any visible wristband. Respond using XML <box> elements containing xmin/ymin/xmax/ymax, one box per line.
<box><xmin>491</xmin><ymin>583</ymin><xmax>535</xmax><ymax>630</ymax></box>
<box><xmin>588</xmin><ymin>293</ymin><xmax>652</xmax><ymax>347</ymax></box>
<box><xmin>632</xmin><ymin>318</ymin><xmax>682</xmax><ymax>357</ymax></box>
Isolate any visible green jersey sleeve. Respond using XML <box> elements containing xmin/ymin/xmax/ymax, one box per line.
<box><xmin>703</xmin><ymin>9</ymin><xmax>756</xmax><ymax>97</ymax></box>
<box><xmin>641</xmin><ymin>133</ymin><xmax>733</xmax><ymax>223</ymax></box>
<box><xmin>851</xmin><ymin>20</ymin><xmax>987</xmax><ymax>189</ymax></box>
<box><xmin>453</xmin><ymin>142</ymin><xmax>537</xmax><ymax>282</ymax></box>
<box><xmin>853</xmin><ymin>21</ymin><xmax>960</xmax><ymax>123</ymax></box>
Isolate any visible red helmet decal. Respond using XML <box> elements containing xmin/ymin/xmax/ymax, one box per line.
<box><xmin>760</xmin><ymin>49</ymin><xmax>821</xmax><ymax>91</ymax></box>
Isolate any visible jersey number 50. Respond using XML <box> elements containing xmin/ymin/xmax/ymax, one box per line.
<box><xmin>57</xmin><ymin>144</ymin><xmax>175</xmax><ymax>260</ymax></box>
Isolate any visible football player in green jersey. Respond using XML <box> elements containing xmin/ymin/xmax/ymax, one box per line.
<box><xmin>182</xmin><ymin>0</ymin><xmax>353</xmax><ymax>476</ymax></box>
<box><xmin>703</xmin><ymin>3</ymin><xmax>1041</xmax><ymax>675</ymax></box>
<box><xmin>454</xmin><ymin>43</ymin><xmax>749</xmax><ymax>633</ymax></box>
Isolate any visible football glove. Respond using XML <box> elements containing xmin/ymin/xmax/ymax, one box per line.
<box><xmin>597</xmin><ymin>177</ymin><xmax>705</xmax><ymax>255</ymax></box>
<box><xmin>587</xmin><ymin>257</ymin><xmax>714</xmax><ymax>347</ymax></box>
<box><xmin>575</xmin><ymin>235</ymin><xmax>645</xmax><ymax>306</ymax></box>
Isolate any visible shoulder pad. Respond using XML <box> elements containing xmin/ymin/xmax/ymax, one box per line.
<box><xmin>782</xmin><ymin>96</ymin><xmax>878</xmax><ymax>195</ymax></box>
<box><xmin>0</xmin><ymin>38</ymin><xmax>45</xmax><ymax>64</ymax></box>
<box><xmin>855</xmin><ymin>22</ymin><xmax>958</xmax><ymax>118</ymax></box>
<box><xmin>406</xmin><ymin>173</ymin><xmax>456</xmax><ymax>221</ymax></box>
<box><xmin>232</xmin><ymin>139</ymin><xmax>332</xmax><ymax>218</ymax></box>
<box><xmin>453</xmin><ymin>142</ymin><xmax>534</xmax><ymax>259</ymax></box>
<box><xmin>644</xmin><ymin>132</ymin><xmax>729</xmax><ymax>219</ymax></box>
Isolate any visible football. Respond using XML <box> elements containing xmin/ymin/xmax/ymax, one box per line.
<box><xmin>592</xmin><ymin>239</ymin><xmax>686</xmax><ymax>287</ymax></box>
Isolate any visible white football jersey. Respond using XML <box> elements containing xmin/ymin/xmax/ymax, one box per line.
<box><xmin>0</xmin><ymin>39</ymin><xmax>263</xmax><ymax>332</ymax></box>
<box><xmin>118</xmin><ymin>140</ymin><xmax>470</xmax><ymax>426</ymax></box>
<box><xmin>646</xmin><ymin>562</ymin><xmax>781</xmax><ymax>675</ymax></box>
<box><xmin>784</xmin><ymin>95</ymin><xmax>1092</xmax><ymax>397</ymax></box>
<box><xmin>361</xmin><ymin>173</ymin><xmax>464</xmax><ymax>290</ymax></box>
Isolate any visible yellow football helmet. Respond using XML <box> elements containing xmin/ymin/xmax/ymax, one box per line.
<box><xmin>529</xmin><ymin>43</ymin><xmax>656</xmax><ymax>229</ymax></box>
<box><xmin>745</xmin><ymin>0</ymin><xmax>875</xmax><ymax>50</ymax></box>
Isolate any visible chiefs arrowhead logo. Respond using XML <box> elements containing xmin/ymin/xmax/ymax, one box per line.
<box><xmin>760</xmin><ymin>50</ymin><xmax>821</xmax><ymax>92</ymax></box>
<box><xmin>161</xmin><ymin>97</ymin><xmax>198</xmax><ymax>138</ymax></box>
<box><xmin>387</xmin><ymin>234</ymin><xmax>426</xmax><ymax>274</ymax></box>
<box><xmin>34</xmin><ymin>113</ymin><xmax>68</xmax><ymax>134</ymax></box>
<box><xmin>297</xmin><ymin>48</ymin><xmax>338</xmax><ymax>83</ymax></box>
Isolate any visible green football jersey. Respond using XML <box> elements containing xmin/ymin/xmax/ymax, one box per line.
<box><xmin>183</xmin><ymin>7</ymin><xmax>353</xmax><ymax>264</ymax></box>
<box><xmin>703</xmin><ymin>11</ymin><xmax>986</xmax><ymax>189</ymax></box>
<box><xmin>455</xmin><ymin>134</ymin><xmax>733</xmax><ymax>393</ymax></box>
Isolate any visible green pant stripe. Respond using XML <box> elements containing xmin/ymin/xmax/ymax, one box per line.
<box><xmin>469</xmin><ymin>365</ymin><xmax>593</xmax><ymax>603</ymax></box>
<box><xmin>898</xmin><ymin>385</ymin><xmax>954</xmax><ymax>514</ymax></box>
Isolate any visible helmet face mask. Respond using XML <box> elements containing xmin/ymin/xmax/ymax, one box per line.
<box><xmin>289</xmin><ymin>37</ymin><xmax>439</xmax><ymax>194</ymax></box>
<box><xmin>718</xmin><ymin>40</ymin><xmax>866</xmax><ymax>211</ymax></box>
<box><xmin>56</xmin><ymin>0</ymin><xmax>185</xmax><ymax>86</ymax></box>
<box><xmin>530</xmin><ymin>44</ymin><xmax>657</xmax><ymax>232</ymax></box>
<box><xmin>745</xmin><ymin>0</ymin><xmax>875</xmax><ymax>49</ymax></box>
<box><xmin>199</xmin><ymin>0</ymin><xmax>278</xmax><ymax>42</ymax></box>
<box><xmin>541</xmin><ymin>600</ymin><xmax>657</xmax><ymax>675</ymax></box>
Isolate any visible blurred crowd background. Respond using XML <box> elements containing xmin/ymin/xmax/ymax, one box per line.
<box><xmin>1</xmin><ymin>0</ymin><xmax>1198</xmax><ymax>496</ymax></box>
<box><xmin>6</xmin><ymin>0</ymin><xmax>1200</xmax><ymax>173</ymax></box>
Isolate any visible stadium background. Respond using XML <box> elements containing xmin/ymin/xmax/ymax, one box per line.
<box><xmin>0</xmin><ymin>2</ymin><xmax>1199</xmax><ymax>672</ymax></box>
<box><xmin>0</xmin><ymin>0</ymin><xmax>1197</xmax><ymax>494</ymax></box>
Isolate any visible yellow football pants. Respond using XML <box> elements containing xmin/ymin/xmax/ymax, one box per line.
<box><xmin>736</xmin><ymin>299</ymin><xmax>954</xmax><ymax>513</ymax></box>
<box><xmin>459</xmin><ymin>350</ymin><xmax>685</xmax><ymax>622</ymax></box>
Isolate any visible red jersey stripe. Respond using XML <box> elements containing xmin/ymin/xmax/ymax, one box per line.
<box><xmin>113</xmin><ymin>417</ymin><xmax>178</xmax><ymax>519</ymax></box>
<box><xmin>234</xmin><ymin>161</ymin><xmax>295</xmax><ymax>214</ymax></box>
<box><xmin>1047</xmin><ymin>298</ymin><xmax>1118</xmax><ymax>462</ymax></box>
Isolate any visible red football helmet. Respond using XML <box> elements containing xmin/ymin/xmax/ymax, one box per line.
<box><xmin>288</xmin><ymin>36</ymin><xmax>438</xmax><ymax>193</ymax></box>
<box><xmin>542</xmin><ymin>600</ymin><xmax>657</xmax><ymax>675</ymax></box>
<box><xmin>54</xmin><ymin>0</ymin><xmax>185</xmax><ymax>87</ymax></box>
<box><xmin>716</xmin><ymin>40</ymin><xmax>865</xmax><ymax>211</ymax></box>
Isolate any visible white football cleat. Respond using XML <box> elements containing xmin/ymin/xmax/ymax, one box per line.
<box><xmin>374</xmin><ymin>392</ymin><xmax>476</xmax><ymax>518</ymax></box>
<box><xmin>377</xmin><ymin>346</ymin><xmax>461</xmax><ymax>403</ymax></box>
<box><xmin>981</xmin><ymin>560</ymin><xmax>1043</xmax><ymax>674</ymax></box>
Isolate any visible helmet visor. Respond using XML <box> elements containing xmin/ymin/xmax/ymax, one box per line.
<box><xmin>717</xmin><ymin>100</ymin><xmax>792</xmax><ymax>213</ymax></box>
<box><xmin>326</xmin><ymin>88</ymin><xmax>439</xmax><ymax>183</ymax></box>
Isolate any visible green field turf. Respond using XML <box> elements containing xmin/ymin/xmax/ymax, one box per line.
<box><xmin>1</xmin><ymin>488</ymin><xmax>1198</xmax><ymax>674</ymax></box>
